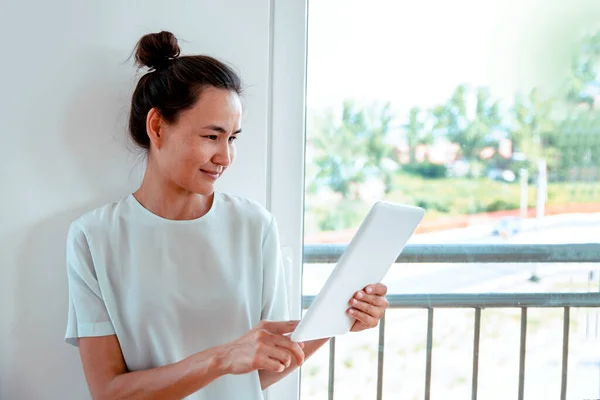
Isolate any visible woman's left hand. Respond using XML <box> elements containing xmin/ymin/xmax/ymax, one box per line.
<box><xmin>347</xmin><ymin>283</ymin><xmax>389</xmax><ymax>332</ymax></box>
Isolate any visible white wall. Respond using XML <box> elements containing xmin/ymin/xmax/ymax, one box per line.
<box><xmin>0</xmin><ymin>0</ymin><xmax>304</xmax><ymax>398</ymax></box>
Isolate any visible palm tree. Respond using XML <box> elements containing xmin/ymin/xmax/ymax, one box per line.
<box><xmin>309</xmin><ymin>101</ymin><xmax>398</xmax><ymax>197</ymax></box>
<box><xmin>402</xmin><ymin>106</ymin><xmax>426</xmax><ymax>164</ymax></box>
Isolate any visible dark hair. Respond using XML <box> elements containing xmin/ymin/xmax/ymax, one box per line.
<box><xmin>129</xmin><ymin>31</ymin><xmax>243</xmax><ymax>150</ymax></box>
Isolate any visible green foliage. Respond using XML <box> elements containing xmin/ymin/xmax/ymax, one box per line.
<box><xmin>485</xmin><ymin>199</ymin><xmax>520</xmax><ymax>212</ymax></box>
<box><xmin>565</xmin><ymin>30</ymin><xmax>600</xmax><ymax>107</ymax></box>
<box><xmin>432</xmin><ymin>85</ymin><xmax>506</xmax><ymax>163</ymax></box>
<box><xmin>402</xmin><ymin>162</ymin><xmax>448</xmax><ymax>179</ymax></box>
<box><xmin>414</xmin><ymin>197</ymin><xmax>451</xmax><ymax>213</ymax></box>
<box><xmin>510</xmin><ymin>88</ymin><xmax>559</xmax><ymax>172</ymax></box>
<box><xmin>309</xmin><ymin>101</ymin><xmax>397</xmax><ymax>199</ymax></box>
<box><xmin>309</xmin><ymin>103</ymin><xmax>368</xmax><ymax>198</ymax></box>
<box><xmin>402</xmin><ymin>106</ymin><xmax>432</xmax><ymax>164</ymax></box>
<box><xmin>556</xmin><ymin>110</ymin><xmax>600</xmax><ymax>178</ymax></box>
<box><xmin>304</xmin><ymin>174</ymin><xmax>598</xmax><ymax>235</ymax></box>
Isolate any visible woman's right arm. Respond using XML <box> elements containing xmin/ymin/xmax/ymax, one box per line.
<box><xmin>78</xmin><ymin>320</ymin><xmax>304</xmax><ymax>400</ymax></box>
<box><xmin>78</xmin><ymin>334</ymin><xmax>223</xmax><ymax>400</ymax></box>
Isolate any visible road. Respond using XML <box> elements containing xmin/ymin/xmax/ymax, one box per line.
<box><xmin>302</xmin><ymin>213</ymin><xmax>600</xmax><ymax>296</ymax></box>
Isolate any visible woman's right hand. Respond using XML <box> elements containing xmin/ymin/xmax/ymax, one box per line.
<box><xmin>219</xmin><ymin>320</ymin><xmax>305</xmax><ymax>375</ymax></box>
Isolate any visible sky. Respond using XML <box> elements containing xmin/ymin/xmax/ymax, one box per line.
<box><xmin>306</xmin><ymin>0</ymin><xmax>600</xmax><ymax>115</ymax></box>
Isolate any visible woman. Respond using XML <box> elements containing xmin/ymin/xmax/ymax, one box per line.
<box><xmin>65</xmin><ymin>31</ymin><xmax>389</xmax><ymax>400</ymax></box>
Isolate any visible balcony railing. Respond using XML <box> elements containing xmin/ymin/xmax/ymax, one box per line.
<box><xmin>301</xmin><ymin>243</ymin><xmax>600</xmax><ymax>400</ymax></box>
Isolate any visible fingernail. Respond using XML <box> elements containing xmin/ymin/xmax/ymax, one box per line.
<box><xmin>348</xmin><ymin>309</ymin><xmax>355</xmax><ymax>315</ymax></box>
<box><xmin>366</xmin><ymin>287</ymin><xmax>373</xmax><ymax>294</ymax></box>
<box><xmin>356</xmin><ymin>292</ymin><xmax>364</xmax><ymax>299</ymax></box>
<box><xmin>352</xmin><ymin>299</ymin><xmax>358</xmax><ymax>305</ymax></box>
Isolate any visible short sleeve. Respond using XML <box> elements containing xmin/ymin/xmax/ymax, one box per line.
<box><xmin>64</xmin><ymin>222</ymin><xmax>115</xmax><ymax>346</ymax></box>
<box><xmin>261</xmin><ymin>217</ymin><xmax>290</xmax><ymax>322</ymax></box>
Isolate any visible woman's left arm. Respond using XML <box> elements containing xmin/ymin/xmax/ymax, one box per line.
<box><xmin>259</xmin><ymin>283</ymin><xmax>389</xmax><ymax>390</ymax></box>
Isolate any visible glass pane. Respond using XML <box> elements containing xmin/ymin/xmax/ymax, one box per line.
<box><xmin>302</xmin><ymin>1</ymin><xmax>600</xmax><ymax>399</ymax></box>
<box><xmin>304</xmin><ymin>0</ymin><xmax>600</xmax><ymax>245</ymax></box>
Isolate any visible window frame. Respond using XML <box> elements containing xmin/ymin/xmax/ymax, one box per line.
<box><xmin>265</xmin><ymin>0</ymin><xmax>309</xmax><ymax>398</ymax></box>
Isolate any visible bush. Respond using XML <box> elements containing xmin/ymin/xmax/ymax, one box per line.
<box><xmin>415</xmin><ymin>198</ymin><xmax>451</xmax><ymax>213</ymax></box>
<box><xmin>304</xmin><ymin>172</ymin><xmax>593</xmax><ymax>234</ymax></box>
<box><xmin>403</xmin><ymin>162</ymin><xmax>448</xmax><ymax>179</ymax></box>
<box><xmin>485</xmin><ymin>199</ymin><xmax>519</xmax><ymax>212</ymax></box>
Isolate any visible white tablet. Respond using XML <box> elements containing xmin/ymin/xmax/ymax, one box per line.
<box><xmin>290</xmin><ymin>201</ymin><xmax>425</xmax><ymax>342</ymax></box>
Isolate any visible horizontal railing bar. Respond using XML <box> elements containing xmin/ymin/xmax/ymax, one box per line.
<box><xmin>302</xmin><ymin>293</ymin><xmax>600</xmax><ymax>309</ymax></box>
<box><xmin>303</xmin><ymin>243</ymin><xmax>600</xmax><ymax>264</ymax></box>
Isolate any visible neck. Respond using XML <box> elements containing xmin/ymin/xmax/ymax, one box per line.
<box><xmin>134</xmin><ymin>161</ymin><xmax>213</xmax><ymax>221</ymax></box>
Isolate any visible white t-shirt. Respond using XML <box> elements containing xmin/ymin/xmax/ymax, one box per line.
<box><xmin>64</xmin><ymin>192</ymin><xmax>290</xmax><ymax>400</ymax></box>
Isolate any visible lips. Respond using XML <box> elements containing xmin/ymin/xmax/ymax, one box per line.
<box><xmin>200</xmin><ymin>169</ymin><xmax>221</xmax><ymax>179</ymax></box>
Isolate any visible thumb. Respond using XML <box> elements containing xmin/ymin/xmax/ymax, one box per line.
<box><xmin>262</xmin><ymin>320</ymin><xmax>300</xmax><ymax>334</ymax></box>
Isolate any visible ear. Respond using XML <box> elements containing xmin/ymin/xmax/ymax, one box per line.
<box><xmin>146</xmin><ymin>108</ymin><xmax>164</xmax><ymax>150</ymax></box>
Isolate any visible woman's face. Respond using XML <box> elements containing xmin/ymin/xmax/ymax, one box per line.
<box><xmin>148</xmin><ymin>87</ymin><xmax>242</xmax><ymax>195</ymax></box>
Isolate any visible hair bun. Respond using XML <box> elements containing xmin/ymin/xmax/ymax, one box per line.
<box><xmin>134</xmin><ymin>31</ymin><xmax>181</xmax><ymax>71</ymax></box>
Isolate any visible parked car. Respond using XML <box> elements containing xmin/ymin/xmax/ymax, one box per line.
<box><xmin>492</xmin><ymin>217</ymin><xmax>523</xmax><ymax>237</ymax></box>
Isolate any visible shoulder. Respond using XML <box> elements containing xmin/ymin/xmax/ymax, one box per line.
<box><xmin>65</xmin><ymin>198</ymin><xmax>129</xmax><ymax>274</ymax></box>
<box><xmin>216</xmin><ymin>192</ymin><xmax>274</xmax><ymax>228</ymax></box>
<box><xmin>67</xmin><ymin>196</ymin><xmax>129</xmax><ymax>239</ymax></box>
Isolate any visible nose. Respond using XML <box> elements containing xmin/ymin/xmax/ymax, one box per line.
<box><xmin>213</xmin><ymin>139</ymin><xmax>232</xmax><ymax>168</ymax></box>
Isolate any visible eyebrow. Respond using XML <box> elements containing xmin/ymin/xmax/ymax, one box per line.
<box><xmin>202</xmin><ymin>124</ymin><xmax>242</xmax><ymax>134</ymax></box>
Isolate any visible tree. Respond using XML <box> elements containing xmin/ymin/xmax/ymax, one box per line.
<box><xmin>363</xmin><ymin>102</ymin><xmax>397</xmax><ymax>193</ymax></box>
<box><xmin>305</xmin><ymin>101</ymin><xmax>399</xmax><ymax>232</ymax></box>
<box><xmin>565</xmin><ymin>30</ymin><xmax>600</xmax><ymax>108</ymax></box>
<box><xmin>459</xmin><ymin>87</ymin><xmax>504</xmax><ymax>162</ymax></box>
<box><xmin>510</xmin><ymin>88</ymin><xmax>558</xmax><ymax>172</ymax></box>
<box><xmin>428</xmin><ymin>84</ymin><xmax>507</xmax><ymax>175</ymax></box>
<box><xmin>308</xmin><ymin>101</ymin><xmax>397</xmax><ymax>198</ymax></box>
<box><xmin>402</xmin><ymin>106</ymin><xmax>431</xmax><ymax>164</ymax></box>
<box><xmin>309</xmin><ymin>102</ymin><xmax>369</xmax><ymax>198</ymax></box>
<box><xmin>431</xmin><ymin>84</ymin><xmax>468</xmax><ymax>142</ymax></box>
<box><xmin>557</xmin><ymin>29</ymin><xmax>600</xmax><ymax>179</ymax></box>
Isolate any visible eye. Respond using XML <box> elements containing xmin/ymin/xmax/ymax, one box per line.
<box><xmin>205</xmin><ymin>135</ymin><xmax>218</xmax><ymax>141</ymax></box>
<box><xmin>229</xmin><ymin>136</ymin><xmax>238</xmax><ymax>143</ymax></box>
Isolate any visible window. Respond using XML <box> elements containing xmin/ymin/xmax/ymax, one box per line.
<box><xmin>299</xmin><ymin>1</ymin><xmax>600</xmax><ymax>399</ymax></box>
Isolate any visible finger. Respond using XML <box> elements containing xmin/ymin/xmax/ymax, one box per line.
<box><xmin>349</xmin><ymin>298</ymin><xmax>383</xmax><ymax>318</ymax></box>
<box><xmin>353</xmin><ymin>291</ymin><xmax>389</xmax><ymax>308</ymax></box>
<box><xmin>272</xmin><ymin>335</ymin><xmax>305</xmax><ymax>366</ymax></box>
<box><xmin>262</xmin><ymin>344</ymin><xmax>294</xmax><ymax>369</ymax></box>
<box><xmin>365</xmin><ymin>283</ymin><xmax>388</xmax><ymax>296</ymax></box>
<box><xmin>347</xmin><ymin>307</ymin><xmax>377</xmax><ymax>327</ymax></box>
<box><xmin>261</xmin><ymin>320</ymin><xmax>300</xmax><ymax>335</ymax></box>
<box><xmin>257</xmin><ymin>353</ymin><xmax>287</xmax><ymax>373</ymax></box>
